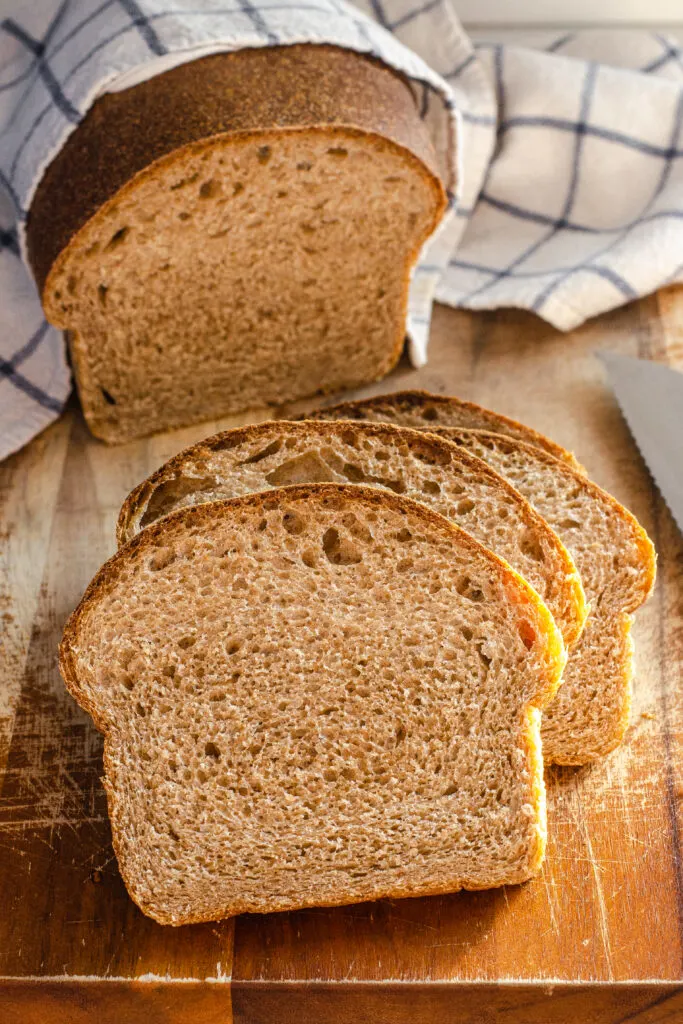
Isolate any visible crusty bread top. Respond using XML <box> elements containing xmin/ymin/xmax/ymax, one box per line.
<box><xmin>60</xmin><ymin>484</ymin><xmax>565</xmax><ymax>922</ymax></box>
<box><xmin>306</xmin><ymin>389</ymin><xmax>583</xmax><ymax>471</ymax></box>
<box><xmin>28</xmin><ymin>44</ymin><xmax>446</xmax><ymax>296</ymax></box>
<box><xmin>115</xmin><ymin>419</ymin><xmax>587</xmax><ymax>647</ymax></box>
<box><xmin>436</xmin><ymin>428</ymin><xmax>656</xmax><ymax>613</ymax></box>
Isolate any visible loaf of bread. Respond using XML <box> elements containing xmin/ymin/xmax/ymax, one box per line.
<box><xmin>60</xmin><ymin>484</ymin><xmax>565</xmax><ymax>923</ymax></box>
<box><xmin>116</xmin><ymin>419</ymin><xmax>587</xmax><ymax>647</ymax></box>
<box><xmin>28</xmin><ymin>46</ymin><xmax>447</xmax><ymax>444</ymax></box>
<box><xmin>306</xmin><ymin>390</ymin><xmax>656</xmax><ymax>764</ymax></box>
<box><xmin>307</xmin><ymin>389</ymin><xmax>583</xmax><ymax>470</ymax></box>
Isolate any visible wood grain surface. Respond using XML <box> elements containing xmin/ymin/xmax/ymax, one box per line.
<box><xmin>1</xmin><ymin>293</ymin><xmax>682</xmax><ymax>1023</ymax></box>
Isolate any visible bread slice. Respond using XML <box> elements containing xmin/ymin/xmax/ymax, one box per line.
<box><xmin>430</xmin><ymin>429</ymin><xmax>656</xmax><ymax>764</ymax></box>
<box><xmin>60</xmin><ymin>484</ymin><xmax>565</xmax><ymax>924</ymax></box>
<box><xmin>28</xmin><ymin>47</ymin><xmax>446</xmax><ymax>444</ymax></box>
<box><xmin>116</xmin><ymin>420</ymin><xmax>587</xmax><ymax>649</ymax></box>
<box><xmin>307</xmin><ymin>389</ymin><xmax>582</xmax><ymax>470</ymax></box>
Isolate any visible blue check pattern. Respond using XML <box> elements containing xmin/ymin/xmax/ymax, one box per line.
<box><xmin>1</xmin><ymin>2</ymin><xmax>683</xmax><ymax>459</ymax></box>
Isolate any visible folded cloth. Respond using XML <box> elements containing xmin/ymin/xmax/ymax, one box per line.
<box><xmin>1</xmin><ymin>2</ymin><xmax>682</xmax><ymax>460</ymax></box>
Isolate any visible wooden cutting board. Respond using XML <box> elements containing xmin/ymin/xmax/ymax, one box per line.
<box><xmin>2</xmin><ymin>293</ymin><xmax>683</xmax><ymax>1024</ymax></box>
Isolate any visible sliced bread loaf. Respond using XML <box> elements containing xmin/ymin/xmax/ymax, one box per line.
<box><xmin>60</xmin><ymin>484</ymin><xmax>565</xmax><ymax>923</ymax></box>
<box><xmin>116</xmin><ymin>420</ymin><xmax>587</xmax><ymax>648</ymax></box>
<box><xmin>28</xmin><ymin>47</ymin><xmax>447</xmax><ymax>444</ymax></box>
<box><xmin>306</xmin><ymin>392</ymin><xmax>656</xmax><ymax>762</ymax></box>
<box><xmin>307</xmin><ymin>389</ymin><xmax>582</xmax><ymax>470</ymax></box>
<box><xmin>433</xmin><ymin>429</ymin><xmax>656</xmax><ymax>764</ymax></box>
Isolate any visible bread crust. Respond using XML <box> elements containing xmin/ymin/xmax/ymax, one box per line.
<box><xmin>441</xmin><ymin>429</ymin><xmax>657</xmax><ymax>617</ymax></box>
<box><xmin>306</xmin><ymin>389</ymin><xmax>584</xmax><ymax>471</ymax></box>
<box><xmin>115</xmin><ymin>418</ymin><xmax>587</xmax><ymax>647</ymax></box>
<box><xmin>438</xmin><ymin>428</ymin><xmax>656</xmax><ymax>766</ymax></box>
<box><xmin>60</xmin><ymin>483</ymin><xmax>565</xmax><ymax>924</ymax></box>
<box><xmin>28</xmin><ymin>44</ymin><xmax>447</xmax><ymax>298</ymax></box>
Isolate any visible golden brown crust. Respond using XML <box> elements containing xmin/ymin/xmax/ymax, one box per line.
<box><xmin>28</xmin><ymin>44</ymin><xmax>445</xmax><ymax>295</ymax></box>
<box><xmin>114</xmin><ymin>418</ymin><xmax>587</xmax><ymax>647</ymax></box>
<box><xmin>60</xmin><ymin>482</ymin><xmax>564</xmax><ymax>924</ymax></box>
<box><xmin>442</xmin><ymin>428</ymin><xmax>657</xmax><ymax>615</ymax></box>
<box><xmin>307</xmin><ymin>389</ymin><xmax>584</xmax><ymax>471</ymax></box>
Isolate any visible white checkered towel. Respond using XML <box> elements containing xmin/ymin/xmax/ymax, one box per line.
<box><xmin>2</xmin><ymin>2</ymin><xmax>683</xmax><ymax>459</ymax></box>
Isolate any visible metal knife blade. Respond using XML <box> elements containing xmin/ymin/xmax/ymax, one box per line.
<box><xmin>597</xmin><ymin>351</ymin><xmax>683</xmax><ymax>535</ymax></box>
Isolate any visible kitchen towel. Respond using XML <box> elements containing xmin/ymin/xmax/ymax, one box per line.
<box><xmin>1</xmin><ymin>1</ymin><xmax>683</xmax><ymax>459</ymax></box>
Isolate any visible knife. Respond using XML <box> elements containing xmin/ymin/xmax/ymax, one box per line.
<box><xmin>597</xmin><ymin>351</ymin><xmax>683</xmax><ymax>536</ymax></box>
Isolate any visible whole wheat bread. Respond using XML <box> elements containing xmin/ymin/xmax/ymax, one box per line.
<box><xmin>436</xmin><ymin>429</ymin><xmax>656</xmax><ymax>764</ymax></box>
<box><xmin>28</xmin><ymin>47</ymin><xmax>446</xmax><ymax>444</ymax></box>
<box><xmin>60</xmin><ymin>484</ymin><xmax>565</xmax><ymax>924</ymax></box>
<box><xmin>307</xmin><ymin>390</ymin><xmax>583</xmax><ymax>470</ymax></box>
<box><xmin>306</xmin><ymin>392</ymin><xmax>656</xmax><ymax>763</ymax></box>
<box><xmin>116</xmin><ymin>420</ymin><xmax>587</xmax><ymax>649</ymax></box>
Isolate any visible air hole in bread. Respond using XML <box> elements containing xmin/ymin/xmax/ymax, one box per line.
<box><xmin>149</xmin><ymin>548</ymin><xmax>175</xmax><ymax>571</ymax></box>
<box><xmin>456</xmin><ymin>576</ymin><xmax>484</xmax><ymax>602</ymax></box>
<box><xmin>266</xmin><ymin>452</ymin><xmax>338</xmax><ymax>487</ymax></box>
<box><xmin>518</xmin><ymin>621</ymin><xmax>537</xmax><ymax>650</ymax></box>
<box><xmin>461</xmin><ymin>626</ymin><xmax>473</xmax><ymax>641</ymax></box>
<box><xmin>106</xmin><ymin>226</ymin><xmax>130</xmax><ymax>250</ymax></box>
<box><xmin>397</xmin><ymin>558</ymin><xmax>413</xmax><ymax>573</ymax></box>
<box><xmin>422</xmin><ymin>479</ymin><xmax>441</xmax><ymax>495</ymax></box>
<box><xmin>457</xmin><ymin>498</ymin><xmax>475</xmax><ymax>515</ymax></box>
<box><xmin>121</xmin><ymin>675</ymin><xmax>134</xmax><ymax>691</ymax></box>
<box><xmin>282</xmin><ymin>510</ymin><xmax>307</xmax><ymax>535</ymax></box>
<box><xmin>301</xmin><ymin>548</ymin><xmax>317</xmax><ymax>568</ymax></box>
<box><xmin>240</xmin><ymin>438</ymin><xmax>283</xmax><ymax>465</ymax></box>
<box><xmin>257</xmin><ymin>145</ymin><xmax>271</xmax><ymax>164</ymax></box>
<box><xmin>297</xmin><ymin>161</ymin><xmax>313</xmax><ymax>171</ymax></box>
<box><xmin>421</xmin><ymin>406</ymin><xmax>439</xmax><ymax>422</ymax></box>
<box><xmin>327</xmin><ymin>147</ymin><xmax>348</xmax><ymax>158</ymax></box>
<box><xmin>169</xmin><ymin>828</ymin><xmax>180</xmax><ymax>841</ymax></box>
<box><xmin>97</xmin><ymin>284</ymin><xmax>108</xmax><ymax>307</ymax></box>
<box><xmin>136</xmin><ymin>702</ymin><xmax>146</xmax><ymax>717</ymax></box>
<box><xmin>100</xmin><ymin>387</ymin><xmax>116</xmax><ymax>405</ymax></box>
<box><xmin>395</xmin><ymin>528</ymin><xmax>412</xmax><ymax>542</ymax></box>
<box><xmin>204</xmin><ymin>741</ymin><xmax>221</xmax><ymax>760</ymax></box>
<box><xmin>520</xmin><ymin>530</ymin><xmax>545</xmax><ymax>563</ymax></box>
<box><xmin>233</xmin><ymin>182</ymin><xmax>244</xmax><ymax>196</ymax></box>
<box><xmin>199</xmin><ymin>178</ymin><xmax>221</xmax><ymax>199</ymax></box>
<box><xmin>178</xmin><ymin>211</ymin><xmax>191</xmax><ymax>221</ymax></box>
<box><xmin>559</xmin><ymin>517</ymin><xmax>582</xmax><ymax>530</ymax></box>
<box><xmin>322</xmin><ymin>527</ymin><xmax>362</xmax><ymax>566</ymax></box>
<box><xmin>178</xmin><ymin>635</ymin><xmax>196</xmax><ymax>649</ymax></box>
<box><xmin>227</xmin><ymin>640</ymin><xmax>242</xmax><ymax>655</ymax></box>
<box><xmin>477</xmin><ymin>646</ymin><xmax>492</xmax><ymax>669</ymax></box>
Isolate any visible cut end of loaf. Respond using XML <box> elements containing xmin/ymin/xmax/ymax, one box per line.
<box><xmin>61</xmin><ymin>484</ymin><xmax>563</xmax><ymax>924</ymax></box>
<box><xmin>43</xmin><ymin>129</ymin><xmax>445</xmax><ymax>444</ymax></box>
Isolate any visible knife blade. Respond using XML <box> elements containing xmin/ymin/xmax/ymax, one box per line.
<box><xmin>597</xmin><ymin>351</ymin><xmax>683</xmax><ymax>535</ymax></box>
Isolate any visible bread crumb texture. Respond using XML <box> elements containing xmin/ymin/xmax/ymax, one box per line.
<box><xmin>307</xmin><ymin>392</ymin><xmax>656</xmax><ymax>765</ymax></box>
<box><xmin>45</xmin><ymin>131</ymin><xmax>441</xmax><ymax>443</ymax></box>
<box><xmin>61</xmin><ymin>485</ymin><xmax>564</xmax><ymax>924</ymax></box>
<box><xmin>117</xmin><ymin>420</ymin><xmax>586</xmax><ymax>648</ymax></box>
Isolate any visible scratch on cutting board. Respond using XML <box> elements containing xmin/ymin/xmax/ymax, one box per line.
<box><xmin>581</xmin><ymin>819</ymin><xmax>615</xmax><ymax>979</ymax></box>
